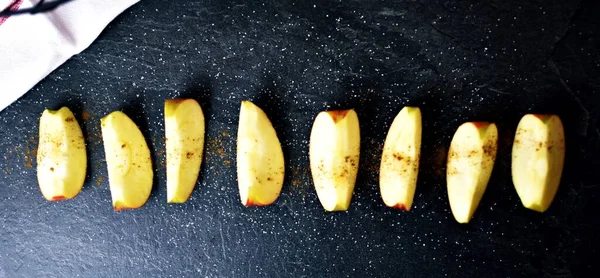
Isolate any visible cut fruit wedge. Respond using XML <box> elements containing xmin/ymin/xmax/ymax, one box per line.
<box><xmin>379</xmin><ymin>106</ymin><xmax>422</xmax><ymax>211</ymax></box>
<box><xmin>512</xmin><ymin>114</ymin><xmax>565</xmax><ymax>212</ymax></box>
<box><xmin>165</xmin><ymin>99</ymin><xmax>205</xmax><ymax>203</ymax></box>
<box><xmin>101</xmin><ymin>111</ymin><xmax>153</xmax><ymax>211</ymax></box>
<box><xmin>447</xmin><ymin>122</ymin><xmax>498</xmax><ymax>223</ymax></box>
<box><xmin>236</xmin><ymin>101</ymin><xmax>285</xmax><ymax>206</ymax></box>
<box><xmin>37</xmin><ymin>107</ymin><xmax>87</xmax><ymax>201</ymax></box>
<box><xmin>309</xmin><ymin>109</ymin><xmax>360</xmax><ymax>212</ymax></box>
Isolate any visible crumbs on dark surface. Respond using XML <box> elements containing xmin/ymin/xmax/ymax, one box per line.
<box><xmin>157</xmin><ymin>149</ymin><xmax>165</xmax><ymax>160</ymax></box>
<box><xmin>23</xmin><ymin>135</ymin><xmax>37</xmax><ymax>168</ymax></box>
<box><xmin>206</xmin><ymin>136</ymin><xmax>226</xmax><ymax>159</ymax></box>
<box><xmin>85</xmin><ymin>131</ymin><xmax>103</xmax><ymax>150</ymax></box>
<box><xmin>290</xmin><ymin>165</ymin><xmax>310</xmax><ymax>200</ymax></box>
<box><xmin>433</xmin><ymin>146</ymin><xmax>447</xmax><ymax>176</ymax></box>
<box><xmin>362</xmin><ymin>138</ymin><xmax>382</xmax><ymax>174</ymax></box>
<box><xmin>292</xmin><ymin>179</ymin><xmax>301</xmax><ymax>187</ymax></box>
<box><xmin>291</xmin><ymin>166</ymin><xmax>309</xmax><ymax>187</ymax></box>
<box><xmin>81</xmin><ymin>111</ymin><xmax>91</xmax><ymax>121</ymax></box>
<box><xmin>365</xmin><ymin>152</ymin><xmax>379</xmax><ymax>173</ymax></box>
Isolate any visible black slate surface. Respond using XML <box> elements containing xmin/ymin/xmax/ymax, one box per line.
<box><xmin>1</xmin><ymin>0</ymin><xmax>599</xmax><ymax>277</ymax></box>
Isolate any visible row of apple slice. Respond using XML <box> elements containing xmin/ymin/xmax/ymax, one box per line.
<box><xmin>309</xmin><ymin>108</ymin><xmax>565</xmax><ymax>222</ymax></box>
<box><xmin>447</xmin><ymin>115</ymin><xmax>565</xmax><ymax>223</ymax></box>
<box><xmin>36</xmin><ymin>100</ymin><xmax>206</xmax><ymax>210</ymax></box>
<box><xmin>36</xmin><ymin>102</ymin><xmax>565</xmax><ymax>222</ymax></box>
<box><xmin>35</xmin><ymin>101</ymin><xmax>355</xmax><ymax>210</ymax></box>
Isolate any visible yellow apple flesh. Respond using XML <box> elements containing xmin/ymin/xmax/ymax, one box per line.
<box><xmin>165</xmin><ymin>99</ymin><xmax>205</xmax><ymax>203</ymax></box>
<box><xmin>447</xmin><ymin>122</ymin><xmax>498</xmax><ymax>223</ymax></box>
<box><xmin>101</xmin><ymin>111</ymin><xmax>153</xmax><ymax>211</ymax></box>
<box><xmin>512</xmin><ymin>114</ymin><xmax>565</xmax><ymax>212</ymax></box>
<box><xmin>37</xmin><ymin>107</ymin><xmax>87</xmax><ymax>201</ymax></box>
<box><xmin>236</xmin><ymin>101</ymin><xmax>285</xmax><ymax>206</ymax></box>
<box><xmin>309</xmin><ymin>109</ymin><xmax>360</xmax><ymax>212</ymax></box>
<box><xmin>379</xmin><ymin>107</ymin><xmax>422</xmax><ymax>211</ymax></box>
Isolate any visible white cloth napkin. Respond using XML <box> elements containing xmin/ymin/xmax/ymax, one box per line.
<box><xmin>0</xmin><ymin>0</ymin><xmax>139</xmax><ymax>111</ymax></box>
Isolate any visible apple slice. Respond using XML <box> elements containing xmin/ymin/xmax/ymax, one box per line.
<box><xmin>101</xmin><ymin>111</ymin><xmax>153</xmax><ymax>211</ymax></box>
<box><xmin>447</xmin><ymin>122</ymin><xmax>498</xmax><ymax>223</ymax></box>
<box><xmin>309</xmin><ymin>109</ymin><xmax>360</xmax><ymax>212</ymax></box>
<box><xmin>37</xmin><ymin>107</ymin><xmax>87</xmax><ymax>201</ymax></box>
<box><xmin>512</xmin><ymin>114</ymin><xmax>565</xmax><ymax>212</ymax></box>
<box><xmin>236</xmin><ymin>101</ymin><xmax>285</xmax><ymax>206</ymax></box>
<box><xmin>379</xmin><ymin>107</ymin><xmax>422</xmax><ymax>211</ymax></box>
<box><xmin>165</xmin><ymin>99</ymin><xmax>205</xmax><ymax>203</ymax></box>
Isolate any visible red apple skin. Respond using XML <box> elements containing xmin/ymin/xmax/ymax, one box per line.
<box><xmin>244</xmin><ymin>198</ymin><xmax>269</xmax><ymax>207</ymax></box>
<box><xmin>391</xmin><ymin>203</ymin><xmax>408</xmax><ymax>211</ymax></box>
<box><xmin>114</xmin><ymin>206</ymin><xmax>125</xmax><ymax>211</ymax></box>
<box><xmin>472</xmin><ymin>122</ymin><xmax>490</xmax><ymax>129</ymax></box>
<box><xmin>113</xmin><ymin>203</ymin><xmax>142</xmax><ymax>212</ymax></box>
<box><xmin>533</xmin><ymin>114</ymin><xmax>552</xmax><ymax>121</ymax></box>
<box><xmin>329</xmin><ymin>110</ymin><xmax>349</xmax><ymax>123</ymax></box>
<box><xmin>50</xmin><ymin>196</ymin><xmax>66</xmax><ymax>201</ymax></box>
<box><xmin>114</xmin><ymin>206</ymin><xmax>130</xmax><ymax>212</ymax></box>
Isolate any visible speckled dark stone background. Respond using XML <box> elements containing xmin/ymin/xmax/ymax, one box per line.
<box><xmin>1</xmin><ymin>0</ymin><xmax>599</xmax><ymax>277</ymax></box>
